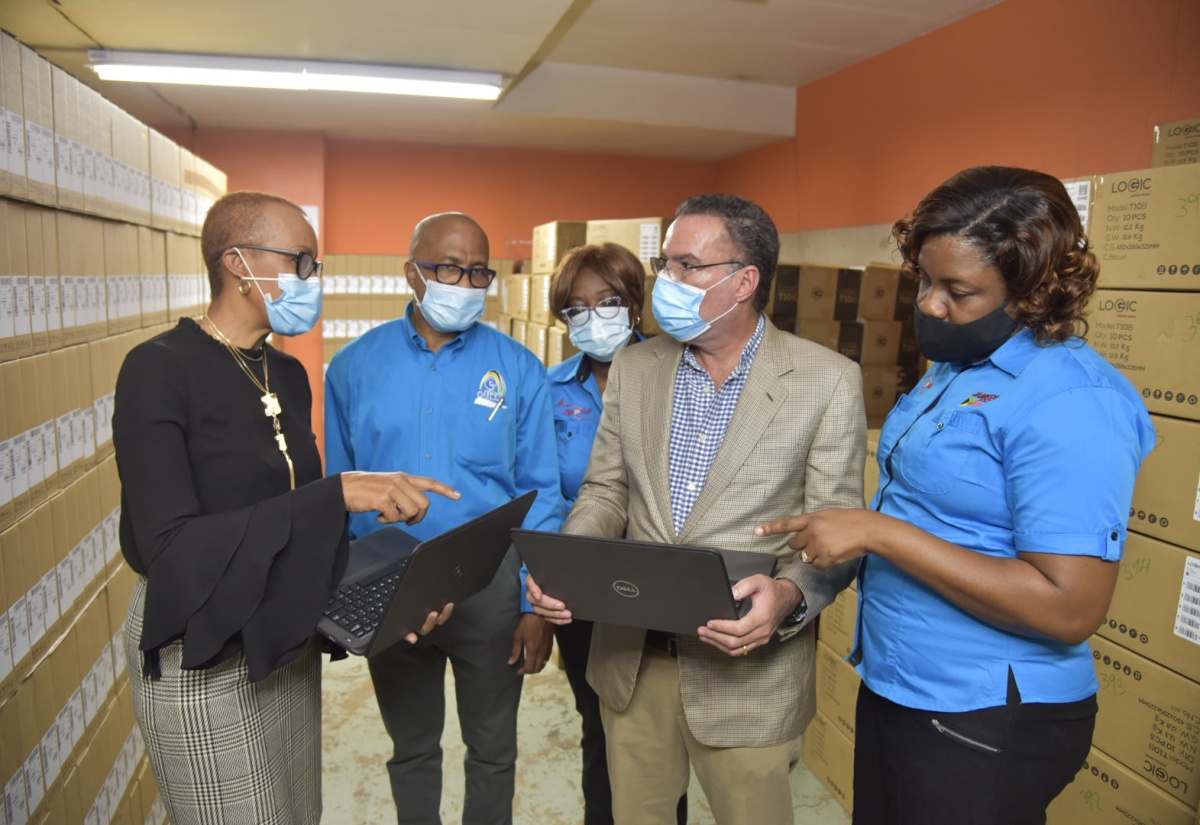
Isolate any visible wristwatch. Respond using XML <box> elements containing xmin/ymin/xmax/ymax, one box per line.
<box><xmin>780</xmin><ymin>591</ymin><xmax>809</xmax><ymax>628</ymax></box>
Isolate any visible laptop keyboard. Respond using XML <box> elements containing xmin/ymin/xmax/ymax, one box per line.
<box><xmin>324</xmin><ymin>561</ymin><xmax>408</xmax><ymax>638</ymax></box>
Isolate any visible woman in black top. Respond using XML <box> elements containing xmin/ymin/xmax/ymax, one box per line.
<box><xmin>114</xmin><ymin>191</ymin><xmax>458</xmax><ymax>825</ymax></box>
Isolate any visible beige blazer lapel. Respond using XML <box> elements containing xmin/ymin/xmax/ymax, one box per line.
<box><xmin>678</xmin><ymin>324</ymin><xmax>791</xmax><ymax>544</ymax></box>
<box><xmin>635</xmin><ymin>341</ymin><xmax>684</xmax><ymax>540</ymax></box>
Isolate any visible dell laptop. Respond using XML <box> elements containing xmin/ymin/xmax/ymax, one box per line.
<box><xmin>511</xmin><ymin>530</ymin><xmax>777</xmax><ymax>636</ymax></box>
<box><xmin>319</xmin><ymin>490</ymin><xmax>536</xmax><ymax>656</ymax></box>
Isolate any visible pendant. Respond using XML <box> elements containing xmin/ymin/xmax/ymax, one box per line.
<box><xmin>261</xmin><ymin>392</ymin><xmax>282</xmax><ymax>417</ymax></box>
<box><xmin>275</xmin><ymin>432</ymin><xmax>289</xmax><ymax>452</ymax></box>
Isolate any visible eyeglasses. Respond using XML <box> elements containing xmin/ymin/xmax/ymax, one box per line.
<box><xmin>649</xmin><ymin>257</ymin><xmax>743</xmax><ymax>280</ymax></box>
<box><xmin>229</xmin><ymin>245</ymin><xmax>323</xmax><ymax>280</ymax></box>
<box><xmin>412</xmin><ymin>259</ymin><xmax>497</xmax><ymax>289</ymax></box>
<box><xmin>561</xmin><ymin>296</ymin><xmax>624</xmax><ymax>327</ymax></box>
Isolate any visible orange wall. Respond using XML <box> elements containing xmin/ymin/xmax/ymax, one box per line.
<box><xmin>717</xmin><ymin>0</ymin><xmax>1200</xmax><ymax>232</ymax></box>
<box><xmin>322</xmin><ymin>140</ymin><xmax>716</xmax><ymax>258</ymax></box>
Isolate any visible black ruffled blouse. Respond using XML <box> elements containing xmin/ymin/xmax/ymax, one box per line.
<box><xmin>113</xmin><ymin>317</ymin><xmax>348</xmax><ymax>681</ymax></box>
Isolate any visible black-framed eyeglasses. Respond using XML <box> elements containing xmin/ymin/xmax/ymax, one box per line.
<box><xmin>649</xmin><ymin>257</ymin><xmax>743</xmax><ymax>280</ymax></box>
<box><xmin>228</xmin><ymin>245</ymin><xmax>323</xmax><ymax>280</ymax></box>
<box><xmin>561</xmin><ymin>296</ymin><xmax>624</xmax><ymax>327</ymax></box>
<box><xmin>412</xmin><ymin>259</ymin><xmax>497</xmax><ymax>289</ymax></box>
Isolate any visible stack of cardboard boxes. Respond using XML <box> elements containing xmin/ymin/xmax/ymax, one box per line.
<box><xmin>1</xmin><ymin>28</ymin><xmax>223</xmax><ymax>825</ymax></box>
<box><xmin>771</xmin><ymin>263</ymin><xmax>920</xmax><ymax>426</ymax></box>
<box><xmin>1045</xmin><ymin>124</ymin><xmax>1200</xmax><ymax>825</ymax></box>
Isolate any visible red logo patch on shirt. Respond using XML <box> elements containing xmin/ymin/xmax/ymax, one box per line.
<box><xmin>960</xmin><ymin>392</ymin><xmax>999</xmax><ymax>407</ymax></box>
<box><xmin>556</xmin><ymin>399</ymin><xmax>593</xmax><ymax>418</ymax></box>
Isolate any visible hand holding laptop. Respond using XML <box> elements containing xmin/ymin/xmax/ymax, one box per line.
<box><xmin>341</xmin><ymin>470</ymin><xmax>462</xmax><ymax>525</ymax></box>
<box><xmin>526</xmin><ymin>573</ymin><xmax>572</xmax><ymax>624</ymax></box>
<box><xmin>697</xmin><ymin>575</ymin><xmax>804</xmax><ymax>658</ymax></box>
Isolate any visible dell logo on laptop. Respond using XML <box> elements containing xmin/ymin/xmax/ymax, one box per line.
<box><xmin>613</xmin><ymin>580</ymin><xmax>640</xmax><ymax>598</ymax></box>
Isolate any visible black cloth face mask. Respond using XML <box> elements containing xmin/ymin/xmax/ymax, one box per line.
<box><xmin>912</xmin><ymin>302</ymin><xmax>1020</xmax><ymax>364</ymax></box>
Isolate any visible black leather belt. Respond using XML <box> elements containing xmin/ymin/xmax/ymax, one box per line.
<box><xmin>644</xmin><ymin>629</ymin><xmax>678</xmax><ymax>658</ymax></box>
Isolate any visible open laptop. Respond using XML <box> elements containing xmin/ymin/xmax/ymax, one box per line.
<box><xmin>318</xmin><ymin>490</ymin><xmax>537</xmax><ymax>656</ymax></box>
<box><xmin>511</xmin><ymin>530</ymin><xmax>778</xmax><ymax>636</ymax></box>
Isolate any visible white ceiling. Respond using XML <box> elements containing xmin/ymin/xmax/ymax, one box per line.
<box><xmin>1</xmin><ymin>0</ymin><xmax>1001</xmax><ymax>162</ymax></box>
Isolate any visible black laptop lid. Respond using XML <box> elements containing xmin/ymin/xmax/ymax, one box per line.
<box><xmin>512</xmin><ymin>530</ymin><xmax>777</xmax><ymax>636</ymax></box>
<box><xmin>366</xmin><ymin>490</ymin><xmax>538</xmax><ymax>655</ymax></box>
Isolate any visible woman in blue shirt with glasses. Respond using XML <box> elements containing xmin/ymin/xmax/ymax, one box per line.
<box><xmin>547</xmin><ymin>243</ymin><xmax>687</xmax><ymax>825</ymax></box>
<box><xmin>757</xmin><ymin>166</ymin><xmax>1155</xmax><ymax>825</ymax></box>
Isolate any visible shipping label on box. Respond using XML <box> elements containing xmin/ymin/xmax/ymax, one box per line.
<box><xmin>1101</xmin><ymin>531</ymin><xmax>1200</xmax><ymax>683</ymax></box>
<box><xmin>585</xmin><ymin>218</ymin><xmax>668</xmax><ymax>268</ymax></box>
<box><xmin>1047</xmin><ymin>746</ymin><xmax>1196</xmax><ymax>825</ymax></box>
<box><xmin>1090</xmin><ymin>634</ymin><xmax>1200</xmax><ymax>808</ymax></box>
<box><xmin>1086</xmin><ymin>290</ymin><xmax>1200</xmax><ymax>421</ymax></box>
<box><xmin>1093</xmin><ymin>165</ymin><xmax>1200</xmax><ymax>291</ymax></box>
<box><xmin>1152</xmin><ymin>118</ymin><xmax>1200</xmax><ymax>169</ymax></box>
<box><xmin>1130</xmin><ymin>414</ymin><xmax>1200</xmax><ymax>553</ymax></box>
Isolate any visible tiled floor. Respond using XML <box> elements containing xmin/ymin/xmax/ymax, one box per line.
<box><xmin>320</xmin><ymin>654</ymin><xmax>850</xmax><ymax>824</ymax></box>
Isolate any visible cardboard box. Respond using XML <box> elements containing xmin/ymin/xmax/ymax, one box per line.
<box><xmin>796</xmin><ymin>320</ymin><xmax>903</xmax><ymax>365</ymax></box>
<box><xmin>510</xmin><ymin>319</ymin><xmax>528</xmax><ymax>348</ymax></box>
<box><xmin>1152</xmin><ymin>118</ymin><xmax>1200</xmax><ymax>169</ymax></box>
<box><xmin>1090</xmin><ymin>634</ymin><xmax>1200</xmax><ymax>808</ymax></box>
<box><xmin>1</xmin><ymin>33</ymin><xmax>28</xmax><ymax>200</ymax></box>
<box><xmin>4</xmin><ymin>199</ymin><xmax>34</xmax><ymax>359</ymax></box>
<box><xmin>526</xmin><ymin>322</ymin><xmax>548</xmax><ymax>364</ymax></box>
<box><xmin>770</xmin><ymin>264</ymin><xmax>800</xmax><ymax>321</ymax></box>
<box><xmin>802</xmin><ymin>712</ymin><xmax>854</xmax><ymax>814</ymax></box>
<box><xmin>546</xmin><ymin>325</ymin><xmax>579</xmax><ymax>368</ymax></box>
<box><xmin>796</xmin><ymin>266</ymin><xmax>862</xmax><ymax>321</ymax></box>
<box><xmin>1093</xmin><ymin>165</ymin><xmax>1200</xmax><ymax>291</ymax></box>
<box><xmin>137</xmin><ymin>226</ymin><xmax>168</xmax><ymax>327</ymax></box>
<box><xmin>1047</xmin><ymin>745</ymin><xmax>1197</xmax><ymax>825</ymax></box>
<box><xmin>23</xmin><ymin>204</ymin><xmax>49</xmax><ymax>354</ymax></box>
<box><xmin>585</xmin><ymin>218</ymin><xmax>669</xmax><ymax>270</ymax></box>
<box><xmin>1100</xmin><ymin>531</ymin><xmax>1200</xmax><ymax>683</ymax></box>
<box><xmin>528</xmin><ymin>274</ymin><xmax>553</xmax><ymax>325</ymax></box>
<box><xmin>1</xmin><ymin>682</ymin><xmax>33</xmax><ymax>825</ymax></box>
<box><xmin>815</xmin><ymin>640</ymin><xmax>860</xmax><ymax>742</ymax></box>
<box><xmin>0</xmin><ymin>199</ymin><xmax>19</xmax><ymax>362</ymax></box>
<box><xmin>500</xmin><ymin>275</ymin><xmax>530</xmax><ymax>321</ymax></box>
<box><xmin>1086</xmin><ymin>290</ymin><xmax>1200</xmax><ymax>421</ymax></box>
<box><xmin>818</xmin><ymin>586</ymin><xmax>857</xmax><ymax>660</ymax></box>
<box><xmin>641</xmin><ymin>277</ymin><xmax>664</xmax><ymax>335</ymax></box>
<box><xmin>859</xmin><ymin>263</ymin><xmax>918</xmax><ymax>321</ymax></box>
<box><xmin>1130</xmin><ymin>415</ymin><xmax>1200</xmax><ymax>553</ymax></box>
<box><xmin>20</xmin><ymin>41</ymin><xmax>56</xmax><ymax>206</ymax></box>
<box><xmin>531</xmin><ymin>221</ymin><xmax>586</xmax><ymax>274</ymax></box>
<box><xmin>38</xmin><ymin>210</ymin><xmax>62</xmax><ymax>351</ymax></box>
<box><xmin>50</xmin><ymin>65</ymin><xmax>83</xmax><ymax>211</ymax></box>
<box><xmin>860</xmin><ymin>364</ymin><xmax>915</xmax><ymax>419</ymax></box>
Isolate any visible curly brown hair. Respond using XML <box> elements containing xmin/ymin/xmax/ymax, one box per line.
<box><xmin>892</xmin><ymin>166</ymin><xmax>1098</xmax><ymax>344</ymax></box>
<box><xmin>549</xmin><ymin>243</ymin><xmax>645</xmax><ymax>328</ymax></box>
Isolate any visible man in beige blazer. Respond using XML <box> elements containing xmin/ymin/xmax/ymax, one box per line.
<box><xmin>529</xmin><ymin>194</ymin><xmax>865</xmax><ymax>824</ymax></box>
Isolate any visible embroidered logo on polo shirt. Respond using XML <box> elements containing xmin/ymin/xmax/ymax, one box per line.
<box><xmin>960</xmin><ymin>392</ymin><xmax>999</xmax><ymax>407</ymax></box>
<box><xmin>474</xmin><ymin>370</ymin><xmax>507</xmax><ymax>408</ymax></box>
<box><xmin>556</xmin><ymin>399</ymin><xmax>593</xmax><ymax>418</ymax></box>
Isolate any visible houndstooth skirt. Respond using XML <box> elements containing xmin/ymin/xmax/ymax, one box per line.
<box><xmin>125</xmin><ymin>576</ymin><xmax>323</xmax><ymax>825</ymax></box>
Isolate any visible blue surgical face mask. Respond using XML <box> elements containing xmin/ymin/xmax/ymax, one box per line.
<box><xmin>238</xmin><ymin>250</ymin><xmax>323</xmax><ymax>336</ymax></box>
<box><xmin>415</xmin><ymin>270</ymin><xmax>487</xmax><ymax>333</ymax></box>
<box><xmin>569</xmin><ymin>307</ymin><xmax>633</xmax><ymax>362</ymax></box>
<box><xmin>651</xmin><ymin>269</ymin><xmax>739</xmax><ymax>343</ymax></box>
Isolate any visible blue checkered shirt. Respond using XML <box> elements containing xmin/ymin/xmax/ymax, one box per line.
<box><xmin>668</xmin><ymin>315</ymin><xmax>767</xmax><ymax>534</ymax></box>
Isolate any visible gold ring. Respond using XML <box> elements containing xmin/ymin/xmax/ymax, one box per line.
<box><xmin>800</xmin><ymin>550</ymin><xmax>812</xmax><ymax>564</ymax></box>
<box><xmin>742</xmin><ymin>645</ymin><xmax>749</xmax><ymax>656</ymax></box>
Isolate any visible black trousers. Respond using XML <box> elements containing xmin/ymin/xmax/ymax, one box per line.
<box><xmin>852</xmin><ymin>679</ymin><xmax>1096</xmax><ymax>825</ymax></box>
<box><xmin>555</xmin><ymin>620</ymin><xmax>687</xmax><ymax>825</ymax></box>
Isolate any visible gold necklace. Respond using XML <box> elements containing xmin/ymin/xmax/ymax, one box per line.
<box><xmin>200</xmin><ymin>314</ymin><xmax>296</xmax><ymax>489</ymax></box>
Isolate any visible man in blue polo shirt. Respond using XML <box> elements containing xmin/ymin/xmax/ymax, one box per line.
<box><xmin>325</xmin><ymin>211</ymin><xmax>563</xmax><ymax>825</ymax></box>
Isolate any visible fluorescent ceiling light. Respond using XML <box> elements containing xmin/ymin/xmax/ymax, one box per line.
<box><xmin>87</xmin><ymin>50</ymin><xmax>503</xmax><ymax>101</ymax></box>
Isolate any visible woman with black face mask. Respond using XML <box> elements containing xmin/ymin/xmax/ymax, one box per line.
<box><xmin>754</xmin><ymin>166</ymin><xmax>1156</xmax><ymax>825</ymax></box>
